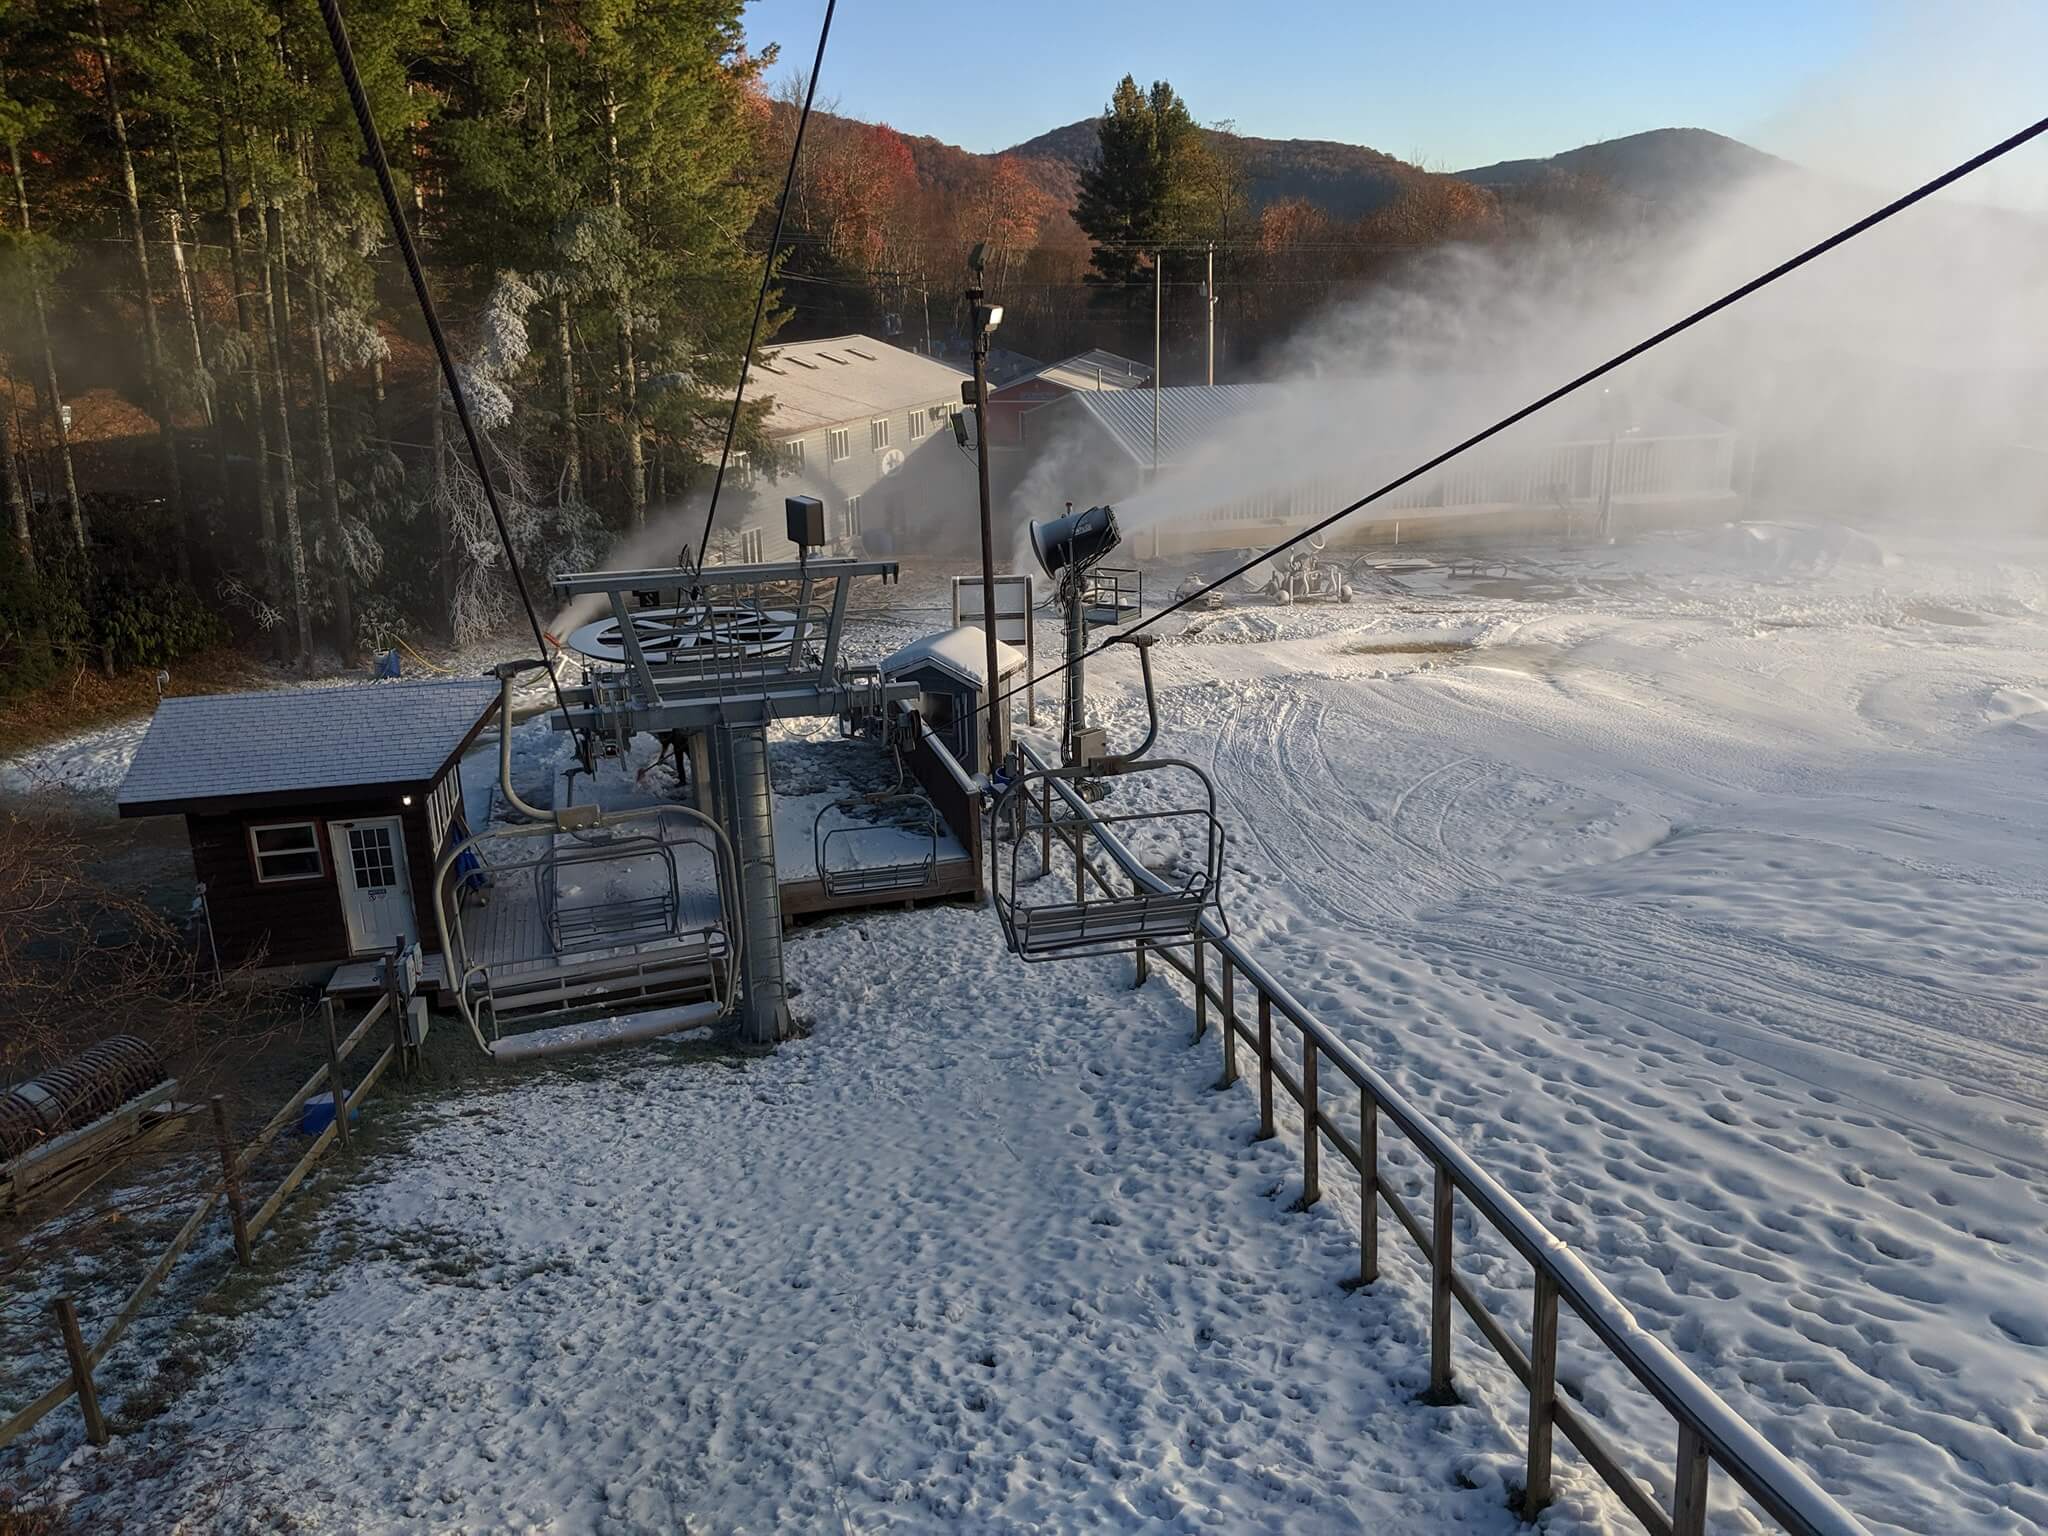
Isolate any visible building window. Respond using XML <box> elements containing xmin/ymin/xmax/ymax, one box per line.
<box><xmin>738</xmin><ymin>528</ymin><xmax>764</xmax><ymax>563</ymax></box>
<box><xmin>828</xmin><ymin>427</ymin><xmax>850</xmax><ymax>462</ymax></box>
<box><xmin>908</xmin><ymin>409</ymin><xmax>928</xmax><ymax>441</ymax></box>
<box><xmin>786</xmin><ymin>438</ymin><xmax>806</xmax><ymax>473</ymax></box>
<box><xmin>730</xmin><ymin>451</ymin><xmax>753</xmax><ymax>488</ymax></box>
<box><xmin>844</xmin><ymin>495</ymin><xmax>862</xmax><ymax>539</ymax></box>
<box><xmin>250</xmin><ymin>821</ymin><xmax>324</xmax><ymax>883</ymax></box>
<box><xmin>870</xmin><ymin>417</ymin><xmax>890</xmax><ymax>452</ymax></box>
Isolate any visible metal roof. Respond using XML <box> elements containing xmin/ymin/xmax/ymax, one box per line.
<box><xmin>1064</xmin><ymin>380</ymin><xmax>1732</xmax><ymax>469</ymax></box>
<box><xmin>1067</xmin><ymin>385</ymin><xmax>1273</xmax><ymax>468</ymax></box>
<box><xmin>752</xmin><ymin>335</ymin><xmax>969</xmax><ymax>436</ymax></box>
<box><xmin>117</xmin><ymin>677</ymin><xmax>500</xmax><ymax>813</ymax></box>
<box><xmin>880</xmin><ymin>626</ymin><xmax>1028</xmax><ymax>693</ymax></box>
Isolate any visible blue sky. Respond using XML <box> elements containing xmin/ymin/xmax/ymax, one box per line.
<box><xmin>739</xmin><ymin>1</ymin><xmax>2048</xmax><ymax>208</ymax></box>
<box><xmin>741</xmin><ymin>0</ymin><xmax>1872</xmax><ymax>168</ymax></box>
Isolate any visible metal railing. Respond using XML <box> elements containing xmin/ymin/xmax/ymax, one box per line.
<box><xmin>1022</xmin><ymin>742</ymin><xmax>1866</xmax><ymax>1536</ymax></box>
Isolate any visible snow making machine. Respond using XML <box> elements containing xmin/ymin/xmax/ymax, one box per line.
<box><xmin>989</xmin><ymin>505</ymin><xmax>1231</xmax><ymax>962</ymax></box>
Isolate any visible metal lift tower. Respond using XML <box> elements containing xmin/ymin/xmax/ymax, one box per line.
<box><xmin>549</xmin><ymin>530</ymin><xmax>919</xmax><ymax>1047</ymax></box>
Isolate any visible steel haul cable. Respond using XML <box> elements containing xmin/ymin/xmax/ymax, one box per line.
<box><xmin>688</xmin><ymin>0</ymin><xmax>837</xmax><ymax>577</ymax></box>
<box><xmin>313</xmin><ymin>0</ymin><xmax>589</xmax><ymax>769</ymax></box>
<box><xmin>988</xmin><ymin>112</ymin><xmax>2048</xmax><ymax>725</ymax></box>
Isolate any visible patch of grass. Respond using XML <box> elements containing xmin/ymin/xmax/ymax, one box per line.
<box><xmin>0</xmin><ymin>646</ymin><xmax>265</xmax><ymax>759</ymax></box>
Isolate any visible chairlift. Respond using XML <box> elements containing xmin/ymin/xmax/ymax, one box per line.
<box><xmin>812</xmin><ymin>791</ymin><xmax>940</xmax><ymax>900</ymax></box>
<box><xmin>434</xmin><ymin>804</ymin><xmax>743</xmax><ymax>1062</ymax></box>
<box><xmin>429</xmin><ymin>661</ymin><xmax>743</xmax><ymax>1063</ymax></box>
<box><xmin>987</xmin><ymin>636</ymin><xmax>1229</xmax><ymax>961</ymax></box>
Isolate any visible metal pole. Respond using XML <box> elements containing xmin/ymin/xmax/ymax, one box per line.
<box><xmin>969</xmin><ymin>282</ymin><xmax>1005</xmax><ymax>775</ymax></box>
<box><xmin>1151</xmin><ymin>251</ymin><xmax>1162</xmax><ymax>476</ymax></box>
<box><xmin>1206</xmin><ymin>241</ymin><xmax>1215</xmax><ymax>387</ymax></box>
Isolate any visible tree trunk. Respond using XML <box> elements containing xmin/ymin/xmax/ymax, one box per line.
<box><xmin>534</xmin><ymin>3</ymin><xmax>580</xmax><ymax>505</ymax></box>
<box><xmin>295</xmin><ymin>203</ymin><xmax>353</xmax><ymax>657</ymax></box>
<box><xmin>430</xmin><ymin>385</ymin><xmax>457</xmax><ymax>636</ymax></box>
<box><xmin>92</xmin><ymin>0</ymin><xmax>188</xmax><ymax>579</ymax></box>
<box><xmin>1</xmin><ymin>390</ymin><xmax>27</xmax><ymax>557</ymax></box>
<box><xmin>221</xmin><ymin>53</ymin><xmax>281</xmax><ymax>604</ymax></box>
<box><xmin>605</xmin><ymin>85</ymin><xmax>645</xmax><ymax>524</ymax></box>
<box><xmin>8</xmin><ymin>142</ymin><xmax>85</xmax><ymax>554</ymax></box>
<box><xmin>257</xmin><ymin>200</ymin><xmax>312</xmax><ymax>666</ymax></box>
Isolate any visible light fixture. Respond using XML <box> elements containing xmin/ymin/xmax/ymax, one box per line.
<box><xmin>401</xmin><ymin>794</ymin><xmax>414</xmax><ymax>806</ymax></box>
<box><xmin>973</xmin><ymin>300</ymin><xmax>1003</xmax><ymax>335</ymax></box>
<box><xmin>1028</xmin><ymin>504</ymin><xmax>1121</xmax><ymax>578</ymax></box>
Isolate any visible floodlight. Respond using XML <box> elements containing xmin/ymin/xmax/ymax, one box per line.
<box><xmin>1029</xmin><ymin>504</ymin><xmax>1121</xmax><ymax>578</ymax></box>
<box><xmin>973</xmin><ymin>300</ymin><xmax>1004</xmax><ymax>335</ymax></box>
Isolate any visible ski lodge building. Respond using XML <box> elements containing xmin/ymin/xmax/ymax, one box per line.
<box><xmin>716</xmin><ymin>336</ymin><xmax>979</xmax><ymax>560</ymax></box>
<box><xmin>1007</xmin><ymin>379</ymin><xmax>1742</xmax><ymax>553</ymax></box>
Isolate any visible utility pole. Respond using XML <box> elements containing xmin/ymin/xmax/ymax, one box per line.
<box><xmin>1152</xmin><ymin>249</ymin><xmax>1162</xmax><ymax>476</ymax></box>
<box><xmin>1206</xmin><ymin>241</ymin><xmax>1216</xmax><ymax>387</ymax></box>
<box><xmin>967</xmin><ymin>247</ymin><xmax>1008</xmax><ymax>775</ymax></box>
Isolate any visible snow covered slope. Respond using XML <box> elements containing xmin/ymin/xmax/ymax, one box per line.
<box><xmin>1084</xmin><ymin>526</ymin><xmax>2048</xmax><ymax>1534</ymax></box>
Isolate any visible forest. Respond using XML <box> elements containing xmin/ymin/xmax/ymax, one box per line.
<box><xmin>0</xmin><ymin>1</ymin><xmax>1528</xmax><ymax>695</ymax></box>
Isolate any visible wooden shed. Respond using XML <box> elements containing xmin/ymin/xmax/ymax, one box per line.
<box><xmin>116</xmin><ymin>679</ymin><xmax>501</xmax><ymax>973</ymax></box>
<box><xmin>879</xmin><ymin>625</ymin><xmax>1028</xmax><ymax>773</ymax></box>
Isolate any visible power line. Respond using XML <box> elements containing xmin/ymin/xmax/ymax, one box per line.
<box><xmin>312</xmin><ymin>0</ymin><xmax>587</xmax><ymax>765</ymax></box>
<box><xmin>688</xmin><ymin>0</ymin><xmax>836</xmax><ymax>575</ymax></box>
<box><xmin>988</xmin><ymin>111</ymin><xmax>2048</xmax><ymax>722</ymax></box>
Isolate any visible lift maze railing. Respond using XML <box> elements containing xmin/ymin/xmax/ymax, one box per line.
<box><xmin>0</xmin><ymin>982</ymin><xmax>408</xmax><ymax>1456</ymax></box>
<box><xmin>1020</xmin><ymin>743</ymin><xmax>1867</xmax><ymax>1536</ymax></box>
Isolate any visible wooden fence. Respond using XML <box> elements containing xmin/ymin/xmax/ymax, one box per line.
<box><xmin>0</xmin><ymin>991</ymin><xmax>401</xmax><ymax>1455</ymax></box>
<box><xmin>1023</xmin><ymin>742</ymin><xmax>1866</xmax><ymax>1536</ymax></box>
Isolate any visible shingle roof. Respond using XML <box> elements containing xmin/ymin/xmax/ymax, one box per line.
<box><xmin>117</xmin><ymin>678</ymin><xmax>500</xmax><ymax>812</ymax></box>
<box><xmin>880</xmin><ymin>626</ymin><xmax>1027</xmax><ymax>692</ymax></box>
<box><xmin>753</xmin><ymin>335</ymin><xmax>969</xmax><ymax>436</ymax></box>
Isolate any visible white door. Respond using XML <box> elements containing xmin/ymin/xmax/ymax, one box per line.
<box><xmin>330</xmin><ymin>817</ymin><xmax>416</xmax><ymax>955</ymax></box>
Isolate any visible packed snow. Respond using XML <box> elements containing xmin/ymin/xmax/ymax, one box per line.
<box><xmin>6</xmin><ymin>523</ymin><xmax>2046</xmax><ymax>1533</ymax></box>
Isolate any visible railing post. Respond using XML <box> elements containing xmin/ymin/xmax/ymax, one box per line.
<box><xmin>1256</xmin><ymin>991</ymin><xmax>1275</xmax><ymax>1140</ymax></box>
<box><xmin>1192</xmin><ymin>936</ymin><xmax>1207</xmax><ymax>1040</ymax></box>
<box><xmin>322</xmin><ymin>998</ymin><xmax>352</xmax><ymax>1151</ymax></box>
<box><xmin>1134</xmin><ymin>938</ymin><xmax>1149</xmax><ymax>988</ymax></box>
<box><xmin>1299</xmin><ymin>1035</ymin><xmax>1320</xmax><ymax>1207</ymax></box>
<box><xmin>1673</xmin><ymin>1423</ymin><xmax>1711</xmax><ymax>1536</ymax></box>
<box><xmin>1429</xmin><ymin>1164</ymin><xmax>1455</xmax><ymax>1402</ymax></box>
<box><xmin>53</xmin><ymin>1297</ymin><xmax>107</xmax><ymax>1446</ymax></box>
<box><xmin>1359</xmin><ymin>1094</ymin><xmax>1380</xmax><ymax>1285</ymax></box>
<box><xmin>210</xmin><ymin>1096</ymin><xmax>252</xmax><ymax>1268</ymax></box>
<box><xmin>1218</xmin><ymin>957</ymin><xmax>1238</xmax><ymax>1088</ymax></box>
<box><xmin>1071</xmin><ymin>826</ymin><xmax>1085</xmax><ymax>904</ymax></box>
<box><xmin>1524</xmin><ymin>1270</ymin><xmax>1559</xmax><ymax>1517</ymax></box>
<box><xmin>1040</xmin><ymin>776</ymin><xmax>1052</xmax><ymax>873</ymax></box>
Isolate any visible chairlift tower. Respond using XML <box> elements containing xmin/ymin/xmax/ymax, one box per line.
<box><xmin>547</xmin><ymin>511</ymin><xmax>918</xmax><ymax>1047</ymax></box>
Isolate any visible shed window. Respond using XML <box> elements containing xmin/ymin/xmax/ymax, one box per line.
<box><xmin>843</xmin><ymin>495</ymin><xmax>862</xmax><ymax>539</ymax></box>
<box><xmin>870</xmin><ymin>417</ymin><xmax>891</xmax><ymax>452</ymax></box>
<box><xmin>250</xmin><ymin>821</ymin><xmax>323</xmax><ymax>883</ymax></box>
<box><xmin>908</xmin><ymin>409</ymin><xmax>928</xmax><ymax>441</ymax></box>
<box><xmin>737</xmin><ymin>528</ymin><xmax>765</xmax><ymax>564</ymax></box>
<box><xmin>828</xmin><ymin>428</ymin><xmax>850</xmax><ymax>462</ymax></box>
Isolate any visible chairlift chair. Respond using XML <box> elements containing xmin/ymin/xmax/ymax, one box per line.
<box><xmin>433</xmin><ymin>801</ymin><xmax>743</xmax><ymax>1063</ymax></box>
<box><xmin>812</xmin><ymin>791</ymin><xmax>941</xmax><ymax>900</ymax></box>
<box><xmin>987</xmin><ymin>635</ymin><xmax>1230</xmax><ymax>961</ymax></box>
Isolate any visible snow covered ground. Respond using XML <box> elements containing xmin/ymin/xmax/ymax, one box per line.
<box><xmin>6</xmin><ymin>524</ymin><xmax>2045</xmax><ymax>1532</ymax></box>
<box><xmin>1079</xmin><ymin>522</ymin><xmax>2048</xmax><ymax>1534</ymax></box>
<box><xmin>15</xmin><ymin>907</ymin><xmax>1598</xmax><ymax>1534</ymax></box>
